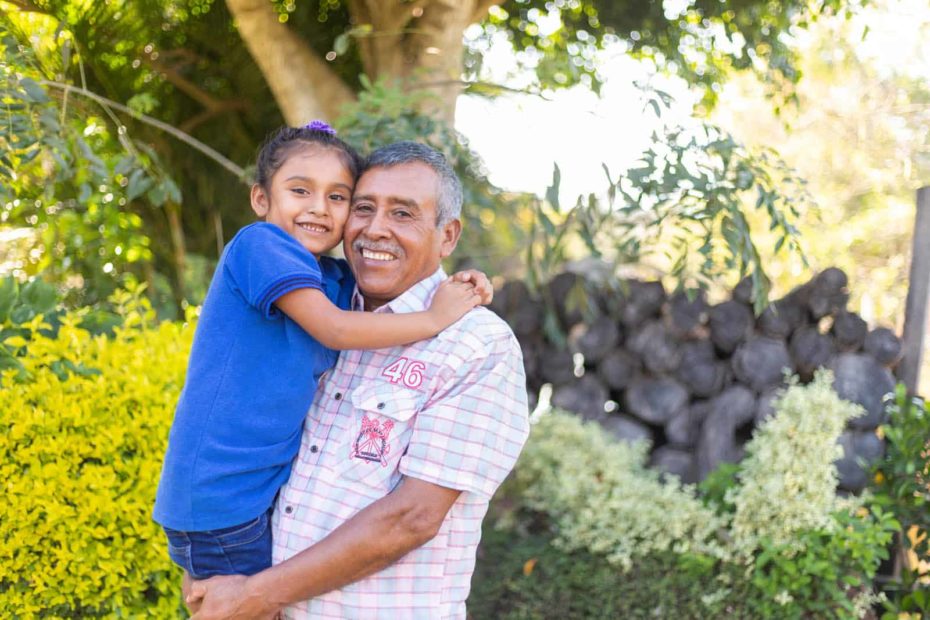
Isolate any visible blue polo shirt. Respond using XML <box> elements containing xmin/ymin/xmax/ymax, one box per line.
<box><xmin>153</xmin><ymin>222</ymin><xmax>354</xmax><ymax>531</ymax></box>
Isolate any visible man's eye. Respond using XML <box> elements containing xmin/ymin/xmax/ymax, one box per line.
<box><xmin>352</xmin><ymin>203</ymin><xmax>373</xmax><ymax>213</ymax></box>
<box><xmin>394</xmin><ymin>210</ymin><xmax>411</xmax><ymax>218</ymax></box>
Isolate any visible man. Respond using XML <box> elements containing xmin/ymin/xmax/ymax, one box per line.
<box><xmin>188</xmin><ymin>142</ymin><xmax>530</xmax><ymax>619</ymax></box>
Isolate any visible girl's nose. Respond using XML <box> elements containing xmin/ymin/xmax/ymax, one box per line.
<box><xmin>305</xmin><ymin>195</ymin><xmax>327</xmax><ymax>216</ymax></box>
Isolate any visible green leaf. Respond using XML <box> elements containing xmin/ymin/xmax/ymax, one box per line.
<box><xmin>333</xmin><ymin>33</ymin><xmax>350</xmax><ymax>56</ymax></box>
<box><xmin>20</xmin><ymin>279</ymin><xmax>57</xmax><ymax>315</ymax></box>
<box><xmin>126</xmin><ymin>169</ymin><xmax>153</xmax><ymax>202</ymax></box>
<box><xmin>546</xmin><ymin>163</ymin><xmax>561</xmax><ymax>212</ymax></box>
<box><xmin>9</xmin><ymin>304</ymin><xmax>34</xmax><ymax>325</ymax></box>
<box><xmin>0</xmin><ymin>276</ymin><xmax>17</xmax><ymax>323</ymax></box>
<box><xmin>147</xmin><ymin>183</ymin><xmax>167</xmax><ymax>207</ymax></box>
<box><xmin>0</xmin><ymin>343</ymin><xmax>24</xmax><ymax>372</ymax></box>
<box><xmin>163</xmin><ymin>177</ymin><xmax>182</xmax><ymax>204</ymax></box>
<box><xmin>19</xmin><ymin>77</ymin><xmax>49</xmax><ymax>103</ymax></box>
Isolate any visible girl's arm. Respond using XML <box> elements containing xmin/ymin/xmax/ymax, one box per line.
<box><xmin>274</xmin><ymin>279</ymin><xmax>479</xmax><ymax>350</ymax></box>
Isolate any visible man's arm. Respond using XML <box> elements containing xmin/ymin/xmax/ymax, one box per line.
<box><xmin>189</xmin><ymin>478</ymin><xmax>461</xmax><ymax>620</ymax></box>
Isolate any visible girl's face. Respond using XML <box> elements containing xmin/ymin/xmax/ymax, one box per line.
<box><xmin>250</xmin><ymin>145</ymin><xmax>354</xmax><ymax>257</ymax></box>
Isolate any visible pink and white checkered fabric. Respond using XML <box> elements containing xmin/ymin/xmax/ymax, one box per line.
<box><xmin>272</xmin><ymin>268</ymin><xmax>530</xmax><ymax>619</ymax></box>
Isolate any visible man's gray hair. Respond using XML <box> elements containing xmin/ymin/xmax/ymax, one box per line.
<box><xmin>365</xmin><ymin>141</ymin><xmax>463</xmax><ymax>226</ymax></box>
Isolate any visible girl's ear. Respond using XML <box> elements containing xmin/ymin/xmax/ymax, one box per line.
<box><xmin>250</xmin><ymin>184</ymin><xmax>269</xmax><ymax>219</ymax></box>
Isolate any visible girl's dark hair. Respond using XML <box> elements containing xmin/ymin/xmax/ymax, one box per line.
<box><xmin>254</xmin><ymin>125</ymin><xmax>363</xmax><ymax>189</ymax></box>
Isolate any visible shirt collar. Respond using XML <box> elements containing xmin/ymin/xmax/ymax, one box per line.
<box><xmin>352</xmin><ymin>267</ymin><xmax>447</xmax><ymax>314</ymax></box>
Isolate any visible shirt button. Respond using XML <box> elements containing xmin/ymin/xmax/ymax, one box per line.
<box><xmin>377</xmin><ymin>402</ymin><xmax>385</xmax><ymax>410</ymax></box>
<box><xmin>334</xmin><ymin>392</ymin><xmax>342</xmax><ymax>401</ymax></box>
<box><xmin>284</xmin><ymin>505</ymin><xmax>294</xmax><ymax>514</ymax></box>
<box><xmin>310</xmin><ymin>445</ymin><xmax>319</xmax><ymax>453</ymax></box>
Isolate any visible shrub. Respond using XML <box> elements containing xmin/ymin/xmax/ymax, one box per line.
<box><xmin>727</xmin><ymin>370</ymin><xmax>866</xmax><ymax>554</ymax></box>
<box><xmin>506</xmin><ymin>409</ymin><xmax>728</xmax><ymax>570</ymax></box>
<box><xmin>746</xmin><ymin>505</ymin><xmax>895</xmax><ymax>619</ymax></box>
<box><xmin>469</xmin><ymin>525</ymin><xmax>755</xmax><ymax>619</ymax></box>
<box><xmin>0</xmin><ymin>298</ymin><xmax>191</xmax><ymax>617</ymax></box>
<box><xmin>492</xmin><ymin>372</ymin><xmax>894</xmax><ymax>618</ymax></box>
<box><xmin>871</xmin><ymin>386</ymin><xmax>930</xmax><ymax>618</ymax></box>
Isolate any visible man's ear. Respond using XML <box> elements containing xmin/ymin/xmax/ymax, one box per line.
<box><xmin>439</xmin><ymin>219</ymin><xmax>462</xmax><ymax>259</ymax></box>
<box><xmin>250</xmin><ymin>184</ymin><xmax>269</xmax><ymax>219</ymax></box>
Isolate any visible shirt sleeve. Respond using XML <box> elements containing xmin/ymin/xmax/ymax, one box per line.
<box><xmin>318</xmin><ymin>256</ymin><xmax>356</xmax><ymax>310</ymax></box>
<box><xmin>223</xmin><ymin>223</ymin><xmax>324</xmax><ymax>319</ymax></box>
<box><xmin>399</xmin><ymin>328</ymin><xmax>530</xmax><ymax>498</ymax></box>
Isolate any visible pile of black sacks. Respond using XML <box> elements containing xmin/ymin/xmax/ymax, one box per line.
<box><xmin>489</xmin><ymin>267</ymin><xmax>902</xmax><ymax>491</ymax></box>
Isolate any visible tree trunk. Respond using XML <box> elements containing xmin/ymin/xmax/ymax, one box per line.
<box><xmin>225</xmin><ymin>0</ymin><xmax>355</xmax><ymax>125</ymax></box>
<box><xmin>347</xmin><ymin>0</ymin><xmax>500</xmax><ymax>124</ymax></box>
<box><xmin>228</xmin><ymin>0</ymin><xmax>500</xmax><ymax>126</ymax></box>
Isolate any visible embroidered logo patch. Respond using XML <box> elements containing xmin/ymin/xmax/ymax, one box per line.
<box><xmin>381</xmin><ymin>357</ymin><xmax>427</xmax><ymax>388</ymax></box>
<box><xmin>352</xmin><ymin>415</ymin><xmax>394</xmax><ymax>466</ymax></box>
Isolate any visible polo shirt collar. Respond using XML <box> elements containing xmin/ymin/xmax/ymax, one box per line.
<box><xmin>353</xmin><ymin>267</ymin><xmax>447</xmax><ymax>314</ymax></box>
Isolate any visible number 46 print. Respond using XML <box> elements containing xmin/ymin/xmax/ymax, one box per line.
<box><xmin>381</xmin><ymin>357</ymin><xmax>427</xmax><ymax>388</ymax></box>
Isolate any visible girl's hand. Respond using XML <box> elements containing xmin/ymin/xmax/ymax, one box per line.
<box><xmin>427</xmin><ymin>279</ymin><xmax>481</xmax><ymax>331</ymax></box>
<box><xmin>450</xmin><ymin>269</ymin><xmax>493</xmax><ymax>305</ymax></box>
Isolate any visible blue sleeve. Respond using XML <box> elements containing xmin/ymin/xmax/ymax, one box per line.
<box><xmin>223</xmin><ymin>223</ymin><xmax>323</xmax><ymax>319</ymax></box>
<box><xmin>319</xmin><ymin>256</ymin><xmax>356</xmax><ymax>310</ymax></box>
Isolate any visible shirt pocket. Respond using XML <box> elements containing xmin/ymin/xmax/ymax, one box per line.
<box><xmin>337</xmin><ymin>382</ymin><xmax>422</xmax><ymax>488</ymax></box>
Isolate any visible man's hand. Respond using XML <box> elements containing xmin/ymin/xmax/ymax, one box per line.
<box><xmin>187</xmin><ymin>574</ymin><xmax>278</xmax><ymax>620</ymax></box>
<box><xmin>450</xmin><ymin>269</ymin><xmax>493</xmax><ymax>305</ymax></box>
<box><xmin>181</xmin><ymin>571</ymin><xmax>202</xmax><ymax>615</ymax></box>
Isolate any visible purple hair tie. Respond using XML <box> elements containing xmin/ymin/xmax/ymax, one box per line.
<box><xmin>304</xmin><ymin>120</ymin><xmax>337</xmax><ymax>135</ymax></box>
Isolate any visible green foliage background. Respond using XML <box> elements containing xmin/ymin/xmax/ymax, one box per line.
<box><xmin>4</xmin><ymin>302</ymin><xmax>926</xmax><ymax>618</ymax></box>
<box><xmin>2</xmin><ymin>0</ymin><xmax>929</xmax><ymax>616</ymax></box>
<box><xmin>0</xmin><ymin>0</ymin><xmax>859</xmax><ymax>318</ymax></box>
<box><xmin>0</xmin><ymin>294</ymin><xmax>190</xmax><ymax>617</ymax></box>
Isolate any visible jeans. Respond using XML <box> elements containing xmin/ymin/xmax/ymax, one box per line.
<box><xmin>163</xmin><ymin>508</ymin><xmax>273</xmax><ymax>579</ymax></box>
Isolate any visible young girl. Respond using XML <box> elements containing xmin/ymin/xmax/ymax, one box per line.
<box><xmin>153</xmin><ymin>122</ymin><xmax>489</xmax><ymax>581</ymax></box>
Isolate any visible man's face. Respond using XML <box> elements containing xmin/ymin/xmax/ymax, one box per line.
<box><xmin>344</xmin><ymin>162</ymin><xmax>461</xmax><ymax>309</ymax></box>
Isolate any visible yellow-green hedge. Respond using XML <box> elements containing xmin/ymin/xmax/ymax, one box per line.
<box><xmin>0</xmin><ymin>305</ymin><xmax>193</xmax><ymax>617</ymax></box>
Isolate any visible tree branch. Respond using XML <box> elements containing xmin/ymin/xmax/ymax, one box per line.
<box><xmin>40</xmin><ymin>80</ymin><xmax>247</xmax><ymax>181</ymax></box>
<box><xmin>178</xmin><ymin>102</ymin><xmax>245</xmax><ymax>134</ymax></box>
<box><xmin>143</xmin><ymin>57</ymin><xmax>223</xmax><ymax>110</ymax></box>
<box><xmin>225</xmin><ymin>0</ymin><xmax>355</xmax><ymax>124</ymax></box>
<box><xmin>411</xmin><ymin>77</ymin><xmax>553</xmax><ymax>100</ymax></box>
<box><xmin>143</xmin><ymin>56</ymin><xmax>249</xmax><ymax>128</ymax></box>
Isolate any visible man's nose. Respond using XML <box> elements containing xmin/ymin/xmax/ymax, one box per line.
<box><xmin>362</xmin><ymin>208</ymin><xmax>391</xmax><ymax>238</ymax></box>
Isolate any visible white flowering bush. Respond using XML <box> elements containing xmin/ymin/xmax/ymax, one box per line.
<box><xmin>487</xmin><ymin>373</ymin><xmax>896</xmax><ymax>618</ymax></box>
<box><xmin>510</xmin><ymin>411</ymin><xmax>728</xmax><ymax>570</ymax></box>
<box><xmin>727</xmin><ymin>370</ymin><xmax>864</xmax><ymax>554</ymax></box>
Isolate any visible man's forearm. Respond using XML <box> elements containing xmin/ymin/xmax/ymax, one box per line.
<box><xmin>248</xmin><ymin>479</ymin><xmax>461</xmax><ymax>610</ymax></box>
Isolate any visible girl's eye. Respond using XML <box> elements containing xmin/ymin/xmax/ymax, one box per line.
<box><xmin>329</xmin><ymin>193</ymin><xmax>347</xmax><ymax>201</ymax></box>
<box><xmin>291</xmin><ymin>188</ymin><xmax>309</xmax><ymax>195</ymax></box>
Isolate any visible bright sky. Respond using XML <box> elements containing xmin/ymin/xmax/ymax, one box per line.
<box><xmin>455</xmin><ymin>49</ymin><xmax>690</xmax><ymax>205</ymax></box>
<box><xmin>454</xmin><ymin>0</ymin><xmax>930</xmax><ymax>205</ymax></box>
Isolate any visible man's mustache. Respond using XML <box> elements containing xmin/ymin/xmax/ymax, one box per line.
<box><xmin>352</xmin><ymin>240</ymin><xmax>404</xmax><ymax>257</ymax></box>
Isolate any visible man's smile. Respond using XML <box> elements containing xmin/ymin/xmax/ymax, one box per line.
<box><xmin>360</xmin><ymin>249</ymin><xmax>397</xmax><ymax>262</ymax></box>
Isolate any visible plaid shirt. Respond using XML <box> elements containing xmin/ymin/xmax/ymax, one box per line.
<box><xmin>272</xmin><ymin>268</ymin><xmax>530</xmax><ymax>619</ymax></box>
